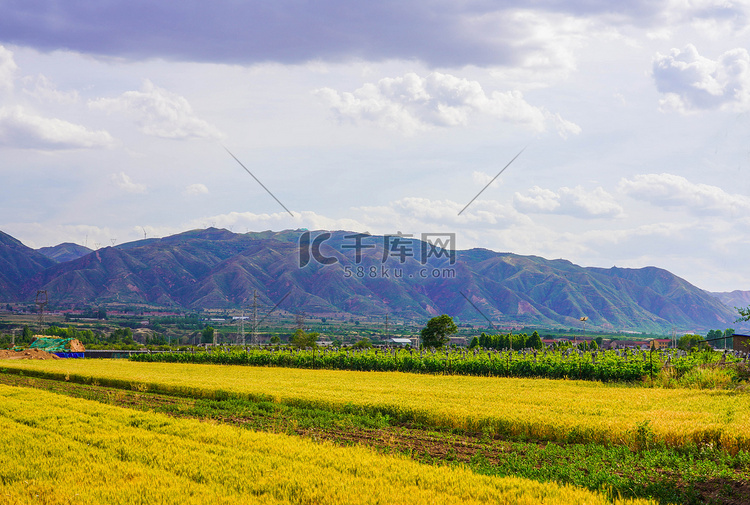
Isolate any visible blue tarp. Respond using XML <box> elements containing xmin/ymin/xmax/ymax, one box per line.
<box><xmin>53</xmin><ymin>352</ymin><xmax>85</xmax><ymax>359</ymax></box>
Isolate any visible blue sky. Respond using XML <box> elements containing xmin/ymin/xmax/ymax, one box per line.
<box><xmin>1</xmin><ymin>0</ymin><xmax>750</xmax><ymax>292</ymax></box>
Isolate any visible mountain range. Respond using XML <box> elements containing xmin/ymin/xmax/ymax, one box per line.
<box><xmin>0</xmin><ymin>228</ymin><xmax>744</xmax><ymax>333</ymax></box>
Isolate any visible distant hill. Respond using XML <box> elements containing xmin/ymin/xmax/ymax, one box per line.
<box><xmin>710</xmin><ymin>290</ymin><xmax>750</xmax><ymax>312</ymax></box>
<box><xmin>0</xmin><ymin>228</ymin><xmax>742</xmax><ymax>332</ymax></box>
<box><xmin>0</xmin><ymin>230</ymin><xmax>56</xmax><ymax>300</ymax></box>
<box><xmin>37</xmin><ymin>243</ymin><xmax>93</xmax><ymax>263</ymax></box>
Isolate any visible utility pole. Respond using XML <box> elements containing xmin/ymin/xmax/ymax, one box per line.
<box><xmin>385</xmin><ymin>314</ymin><xmax>389</xmax><ymax>342</ymax></box>
<box><xmin>239</xmin><ymin>309</ymin><xmax>245</xmax><ymax>346</ymax></box>
<box><xmin>252</xmin><ymin>290</ymin><xmax>258</xmax><ymax>346</ymax></box>
<box><xmin>579</xmin><ymin>317</ymin><xmax>588</xmax><ymax>346</ymax></box>
<box><xmin>35</xmin><ymin>290</ymin><xmax>48</xmax><ymax>335</ymax></box>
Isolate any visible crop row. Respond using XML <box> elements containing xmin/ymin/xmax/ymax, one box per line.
<box><xmin>131</xmin><ymin>347</ymin><xmax>744</xmax><ymax>382</ymax></box>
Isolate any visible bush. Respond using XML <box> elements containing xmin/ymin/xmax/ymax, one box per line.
<box><xmin>677</xmin><ymin>367</ymin><xmax>735</xmax><ymax>389</ymax></box>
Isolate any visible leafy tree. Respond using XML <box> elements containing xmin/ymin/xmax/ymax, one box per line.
<box><xmin>201</xmin><ymin>326</ymin><xmax>215</xmax><ymax>344</ymax></box>
<box><xmin>269</xmin><ymin>335</ymin><xmax>281</xmax><ymax>344</ymax></box>
<box><xmin>291</xmin><ymin>329</ymin><xmax>319</xmax><ymax>348</ymax></box>
<box><xmin>707</xmin><ymin>329</ymin><xmax>723</xmax><ymax>341</ymax></box>
<box><xmin>352</xmin><ymin>337</ymin><xmax>372</xmax><ymax>349</ymax></box>
<box><xmin>22</xmin><ymin>325</ymin><xmax>33</xmax><ymax>342</ymax></box>
<box><xmin>420</xmin><ymin>315</ymin><xmax>457</xmax><ymax>349</ymax></box>
<box><xmin>678</xmin><ymin>334</ymin><xmax>709</xmax><ymax>352</ymax></box>
<box><xmin>527</xmin><ymin>331</ymin><xmax>543</xmax><ymax>350</ymax></box>
<box><xmin>468</xmin><ymin>336</ymin><xmax>479</xmax><ymax>349</ymax></box>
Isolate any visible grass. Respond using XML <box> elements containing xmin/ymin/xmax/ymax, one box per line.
<box><xmin>0</xmin><ymin>384</ymin><xmax>654</xmax><ymax>505</ymax></box>
<box><xmin>3</xmin><ymin>360</ymin><xmax>750</xmax><ymax>452</ymax></box>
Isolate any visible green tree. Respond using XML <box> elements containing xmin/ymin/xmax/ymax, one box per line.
<box><xmin>707</xmin><ymin>329</ymin><xmax>722</xmax><ymax>341</ymax></box>
<box><xmin>352</xmin><ymin>337</ymin><xmax>372</xmax><ymax>349</ymax></box>
<box><xmin>21</xmin><ymin>325</ymin><xmax>33</xmax><ymax>342</ymax></box>
<box><xmin>269</xmin><ymin>335</ymin><xmax>281</xmax><ymax>344</ymax></box>
<box><xmin>678</xmin><ymin>334</ymin><xmax>709</xmax><ymax>352</ymax></box>
<box><xmin>420</xmin><ymin>315</ymin><xmax>457</xmax><ymax>349</ymax></box>
<box><xmin>291</xmin><ymin>329</ymin><xmax>319</xmax><ymax>348</ymax></box>
<box><xmin>527</xmin><ymin>331</ymin><xmax>543</xmax><ymax>350</ymax></box>
<box><xmin>201</xmin><ymin>326</ymin><xmax>215</xmax><ymax>344</ymax></box>
<box><xmin>468</xmin><ymin>336</ymin><xmax>479</xmax><ymax>349</ymax></box>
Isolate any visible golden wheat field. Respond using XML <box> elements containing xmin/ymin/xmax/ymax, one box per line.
<box><xmin>0</xmin><ymin>385</ymin><xmax>653</xmax><ymax>505</ymax></box>
<box><xmin>4</xmin><ymin>359</ymin><xmax>750</xmax><ymax>450</ymax></box>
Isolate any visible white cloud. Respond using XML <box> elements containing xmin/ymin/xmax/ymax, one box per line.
<box><xmin>653</xmin><ymin>44</ymin><xmax>750</xmax><ymax>112</ymax></box>
<box><xmin>0</xmin><ymin>106</ymin><xmax>114</xmax><ymax>149</ymax></box>
<box><xmin>472</xmin><ymin>171</ymin><xmax>503</xmax><ymax>188</ymax></box>
<box><xmin>0</xmin><ymin>45</ymin><xmax>16</xmax><ymax>93</ymax></box>
<box><xmin>619</xmin><ymin>173</ymin><xmax>750</xmax><ymax>214</ymax></box>
<box><xmin>514</xmin><ymin>185</ymin><xmax>624</xmax><ymax>218</ymax></box>
<box><xmin>184</xmin><ymin>183</ymin><xmax>209</xmax><ymax>196</ymax></box>
<box><xmin>186</xmin><ymin>210</ymin><xmax>364</xmax><ymax>235</ymax></box>
<box><xmin>22</xmin><ymin>74</ymin><xmax>79</xmax><ymax>104</ymax></box>
<box><xmin>90</xmin><ymin>80</ymin><xmax>223</xmax><ymax>140</ymax></box>
<box><xmin>316</xmin><ymin>72</ymin><xmax>580</xmax><ymax>136</ymax></box>
<box><xmin>112</xmin><ymin>172</ymin><xmax>147</xmax><ymax>194</ymax></box>
<box><xmin>0</xmin><ymin>222</ymin><xmax>120</xmax><ymax>249</ymax></box>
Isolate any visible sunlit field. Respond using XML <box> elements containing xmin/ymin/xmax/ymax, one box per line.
<box><xmin>4</xmin><ymin>359</ymin><xmax>749</xmax><ymax>451</ymax></box>
<box><xmin>0</xmin><ymin>385</ymin><xmax>653</xmax><ymax>505</ymax></box>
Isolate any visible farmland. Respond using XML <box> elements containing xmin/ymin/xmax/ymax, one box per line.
<box><xmin>2</xmin><ymin>358</ymin><xmax>750</xmax><ymax>503</ymax></box>
<box><xmin>0</xmin><ymin>384</ymin><xmax>655</xmax><ymax>505</ymax></box>
<box><xmin>4</xmin><ymin>359</ymin><xmax>750</xmax><ymax>451</ymax></box>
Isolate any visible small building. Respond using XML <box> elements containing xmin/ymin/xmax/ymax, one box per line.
<box><xmin>612</xmin><ymin>340</ymin><xmax>649</xmax><ymax>350</ymax></box>
<box><xmin>650</xmin><ymin>339</ymin><xmax>672</xmax><ymax>349</ymax></box>
<box><xmin>388</xmin><ymin>338</ymin><xmax>413</xmax><ymax>346</ymax></box>
<box><xmin>732</xmin><ymin>334</ymin><xmax>750</xmax><ymax>352</ymax></box>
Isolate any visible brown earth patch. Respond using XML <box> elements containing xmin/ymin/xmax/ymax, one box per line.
<box><xmin>0</xmin><ymin>349</ymin><xmax>60</xmax><ymax>360</ymax></box>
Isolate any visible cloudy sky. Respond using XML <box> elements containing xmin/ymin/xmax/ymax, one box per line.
<box><xmin>1</xmin><ymin>0</ymin><xmax>750</xmax><ymax>292</ymax></box>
